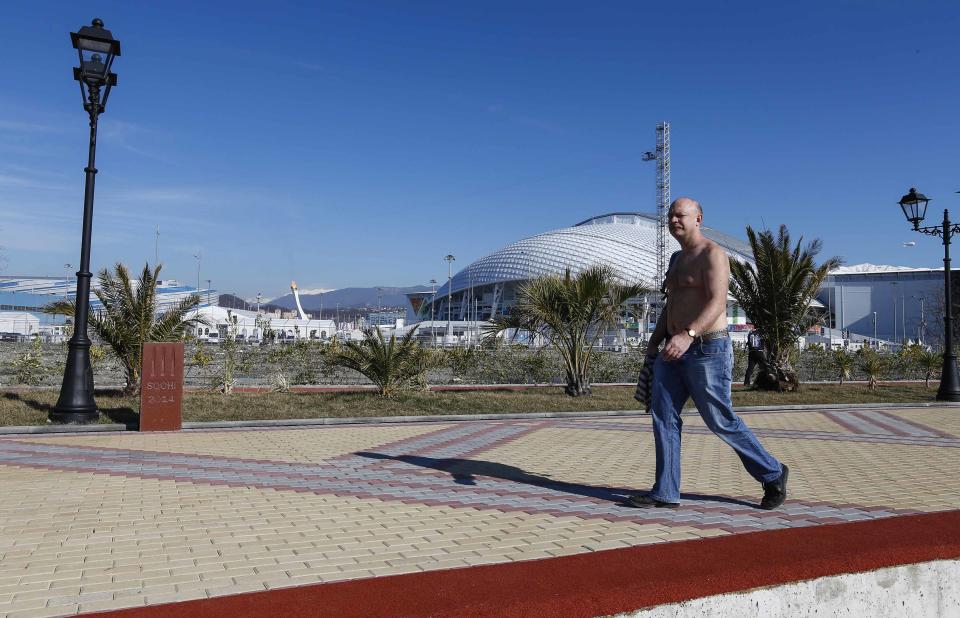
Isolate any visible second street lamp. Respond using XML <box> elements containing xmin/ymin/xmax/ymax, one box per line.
<box><xmin>51</xmin><ymin>19</ymin><xmax>121</xmax><ymax>424</ymax></box>
<box><xmin>898</xmin><ymin>187</ymin><xmax>960</xmax><ymax>401</ymax></box>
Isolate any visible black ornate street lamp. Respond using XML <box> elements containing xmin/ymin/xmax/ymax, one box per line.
<box><xmin>898</xmin><ymin>187</ymin><xmax>960</xmax><ymax>401</ymax></box>
<box><xmin>50</xmin><ymin>19</ymin><xmax>121</xmax><ymax>424</ymax></box>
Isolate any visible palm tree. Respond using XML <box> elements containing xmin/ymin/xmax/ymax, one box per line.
<box><xmin>327</xmin><ymin>326</ymin><xmax>434</xmax><ymax>398</ymax></box>
<box><xmin>913</xmin><ymin>347</ymin><xmax>943</xmax><ymax>387</ymax></box>
<box><xmin>729</xmin><ymin>225</ymin><xmax>841</xmax><ymax>391</ymax></box>
<box><xmin>485</xmin><ymin>264</ymin><xmax>647</xmax><ymax>397</ymax></box>
<box><xmin>45</xmin><ymin>262</ymin><xmax>204</xmax><ymax>395</ymax></box>
<box><xmin>831</xmin><ymin>348</ymin><xmax>854</xmax><ymax>385</ymax></box>
<box><xmin>857</xmin><ymin>348</ymin><xmax>888</xmax><ymax>389</ymax></box>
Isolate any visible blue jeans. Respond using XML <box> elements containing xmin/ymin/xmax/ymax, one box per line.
<box><xmin>648</xmin><ymin>337</ymin><xmax>782</xmax><ymax>504</ymax></box>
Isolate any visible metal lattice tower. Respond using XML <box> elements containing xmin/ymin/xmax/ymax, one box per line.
<box><xmin>643</xmin><ymin>121</ymin><xmax>671</xmax><ymax>292</ymax></box>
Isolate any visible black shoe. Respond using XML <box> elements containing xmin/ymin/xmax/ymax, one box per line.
<box><xmin>760</xmin><ymin>464</ymin><xmax>789</xmax><ymax>510</ymax></box>
<box><xmin>624</xmin><ymin>494</ymin><xmax>680</xmax><ymax>509</ymax></box>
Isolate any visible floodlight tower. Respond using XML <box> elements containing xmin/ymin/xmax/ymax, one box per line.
<box><xmin>642</xmin><ymin>122</ymin><xmax>671</xmax><ymax>293</ymax></box>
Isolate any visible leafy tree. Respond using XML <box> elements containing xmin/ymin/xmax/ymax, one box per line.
<box><xmin>831</xmin><ymin>348</ymin><xmax>854</xmax><ymax>385</ymax></box>
<box><xmin>327</xmin><ymin>326</ymin><xmax>434</xmax><ymax>398</ymax></box>
<box><xmin>214</xmin><ymin>311</ymin><xmax>252</xmax><ymax>394</ymax></box>
<box><xmin>485</xmin><ymin>264</ymin><xmax>647</xmax><ymax>397</ymax></box>
<box><xmin>45</xmin><ymin>263</ymin><xmax>204</xmax><ymax>395</ymax></box>
<box><xmin>729</xmin><ymin>225</ymin><xmax>841</xmax><ymax>391</ymax></box>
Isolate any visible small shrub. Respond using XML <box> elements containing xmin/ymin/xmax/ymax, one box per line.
<box><xmin>11</xmin><ymin>337</ymin><xmax>48</xmax><ymax>386</ymax></box>
<box><xmin>327</xmin><ymin>327</ymin><xmax>434</xmax><ymax>398</ymax></box>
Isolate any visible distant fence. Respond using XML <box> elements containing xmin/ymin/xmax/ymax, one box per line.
<box><xmin>0</xmin><ymin>341</ymin><xmax>939</xmax><ymax>389</ymax></box>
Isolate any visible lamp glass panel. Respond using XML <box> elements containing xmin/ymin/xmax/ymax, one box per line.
<box><xmin>79</xmin><ymin>49</ymin><xmax>110</xmax><ymax>81</ymax></box>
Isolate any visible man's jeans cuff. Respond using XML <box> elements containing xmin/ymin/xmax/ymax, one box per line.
<box><xmin>761</xmin><ymin>465</ymin><xmax>784</xmax><ymax>484</ymax></box>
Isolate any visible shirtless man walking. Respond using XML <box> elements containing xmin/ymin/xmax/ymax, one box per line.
<box><xmin>627</xmin><ymin>197</ymin><xmax>788</xmax><ymax>510</ymax></box>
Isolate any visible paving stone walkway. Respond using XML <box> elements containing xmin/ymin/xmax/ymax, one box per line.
<box><xmin>0</xmin><ymin>405</ymin><xmax>958</xmax><ymax>616</ymax></box>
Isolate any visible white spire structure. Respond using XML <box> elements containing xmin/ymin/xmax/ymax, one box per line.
<box><xmin>290</xmin><ymin>281</ymin><xmax>309</xmax><ymax>321</ymax></box>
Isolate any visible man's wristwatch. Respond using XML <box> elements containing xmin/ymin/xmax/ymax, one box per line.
<box><xmin>686</xmin><ymin>328</ymin><xmax>697</xmax><ymax>338</ymax></box>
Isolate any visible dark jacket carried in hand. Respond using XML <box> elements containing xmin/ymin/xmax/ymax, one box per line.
<box><xmin>634</xmin><ymin>354</ymin><xmax>656</xmax><ymax>412</ymax></box>
<box><xmin>635</xmin><ymin>252</ymin><xmax>681</xmax><ymax>412</ymax></box>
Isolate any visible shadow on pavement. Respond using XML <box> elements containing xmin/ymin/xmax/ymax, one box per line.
<box><xmin>356</xmin><ymin>451</ymin><xmax>758</xmax><ymax>508</ymax></box>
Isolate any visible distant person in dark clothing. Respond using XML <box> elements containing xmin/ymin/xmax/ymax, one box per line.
<box><xmin>744</xmin><ymin>329</ymin><xmax>765</xmax><ymax>386</ymax></box>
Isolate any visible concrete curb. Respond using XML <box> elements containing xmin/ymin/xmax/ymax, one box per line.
<box><xmin>1</xmin><ymin>400</ymin><xmax>958</xmax><ymax>435</ymax></box>
<box><xmin>0</xmin><ymin>423</ymin><xmax>128</xmax><ymax>435</ymax></box>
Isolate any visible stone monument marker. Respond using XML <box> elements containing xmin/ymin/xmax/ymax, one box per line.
<box><xmin>140</xmin><ymin>342</ymin><xmax>183</xmax><ymax>431</ymax></box>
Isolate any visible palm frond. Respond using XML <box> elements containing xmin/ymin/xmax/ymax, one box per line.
<box><xmin>483</xmin><ymin>263</ymin><xmax>648</xmax><ymax>396</ymax></box>
<box><xmin>730</xmin><ymin>224</ymin><xmax>841</xmax><ymax>386</ymax></box>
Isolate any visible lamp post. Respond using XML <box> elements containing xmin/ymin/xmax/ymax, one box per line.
<box><xmin>872</xmin><ymin>311</ymin><xmax>877</xmax><ymax>343</ymax></box>
<box><xmin>51</xmin><ymin>19</ymin><xmax>121</xmax><ymax>424</ymax></box>
<box><xmin>898</xmin><ymin>187</ymin><xmax>960</xmax><ymax>401</ymax></box>
<box><xmin>444</xmin><ymin>254</ymin><xmax>455</xmax><ymax>344</ymax></box>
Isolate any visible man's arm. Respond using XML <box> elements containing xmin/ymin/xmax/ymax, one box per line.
<box><xmin>646</xmin><ymin>304</ymin><xmax>668</xmax><ymax>356</ymax></box>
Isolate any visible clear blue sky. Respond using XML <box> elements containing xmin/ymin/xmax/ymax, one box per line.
<box><xmin>2</xmin><ymin>1</ymin><xmax>959</xmax><ymax>299</ymax></box>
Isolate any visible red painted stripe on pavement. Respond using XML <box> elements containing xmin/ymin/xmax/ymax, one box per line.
<box><xmin>847</xmin><ymin>409</ymin><xmax>910</xmax><ymax>437</ymax></box>
<box><xmin>83</xmin><ymin>509</ymin><xmax>960</xmax><ymax>618</ymax></box>
<box><xmin>875</xmin><ymin>410</ymin><xmax>957</xmax><ymax>439</ymax></box>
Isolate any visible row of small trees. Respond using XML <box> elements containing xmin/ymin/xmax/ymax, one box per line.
<box><xmin>820</xmin><ymin>345</ymin><xmax>942</xmax><ymax>389</ymax></box>
<box><xmin>23</xmin><ymin>224</ymin><xmax>943</xmax><ymax>399</ymax></box>
<box><xmin>35</xmin><ymin>262</ymin><xmax>643</xmax><ymax>398</ymax></box>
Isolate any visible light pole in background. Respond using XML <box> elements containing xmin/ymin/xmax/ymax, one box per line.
<box><xmin>897</xmin><ymin>187</ymin><xmax>960</xmax><ymax>401</ymax></box>
<box><xmin>429</xmin><ymin>278</ymin><xmax>437</xmax><ymax>347</ymax></box>
<box><xmin>51</xmin><ymin>19</ymin><xmax>121</xmax><ymax>424</ymax></box>
<box><xmin>913</xmin><ymin>295</ymin><xmax>926</xmax><ymax>345</ymax></box>
<box><xmin>444</xmin><ymin>255</ymin><xmax>455</xmax><ymax>343</ymax></box>
<box><xmin>193</xmin><ymin>251</ymin><xmax>201</xmax><ymax>297</ymax></box>
<box><xmin>890</xmin><ymin>281</ymin><xmax>898</xmax><ymax>343</ymax></box>
<box><xmin>206</xmin><ymin>279</ymin><xmax>212</xmax><ymax>306</ymax></box>
<box><xmin>873</xmin><ymin>311</ymin><xmax>877</xmax><ymax>342</ymax></box>
<box><xmin>63</xmin><ymin>264</ymin><xmax>72</xmax><ymax>298</ymax></box>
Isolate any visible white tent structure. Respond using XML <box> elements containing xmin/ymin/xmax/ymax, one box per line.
<box><xmin>186</xmin><ymin>306</ymin><xmax>336</xmax><ymax>342</ymax></box>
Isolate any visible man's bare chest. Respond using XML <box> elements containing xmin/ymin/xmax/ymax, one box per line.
<box><xmin>667</xmin><ymin>255</ymin><xmax>705</xmax><ymax>291</ymax></box>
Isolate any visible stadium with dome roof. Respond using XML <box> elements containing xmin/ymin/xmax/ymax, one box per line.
<box><xmin>407</xmin><ymin>213</ymin><xmax>756</xmax><ymax>342</ymax></box>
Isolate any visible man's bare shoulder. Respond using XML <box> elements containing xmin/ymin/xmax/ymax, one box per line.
<box><xmin>690</xmin><ymin>239</ymin><xmax>723</xmax><ymax>262</ymax></box>
<box><xmin>703</xmin><ymin>239</ymin><xmax>727</xmax><ymax>261</ymax></box>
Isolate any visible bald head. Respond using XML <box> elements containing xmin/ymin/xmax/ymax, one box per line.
<box><xmin>668</xmin><ymin>197</ymin><xmax>702</xmax><ymax>217</ymax></box>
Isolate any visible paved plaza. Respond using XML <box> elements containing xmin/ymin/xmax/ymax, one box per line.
<box><xmin>0</xmin><ymin>405</ymin><xmax>959</xmax><ymax>616</ymax></box>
